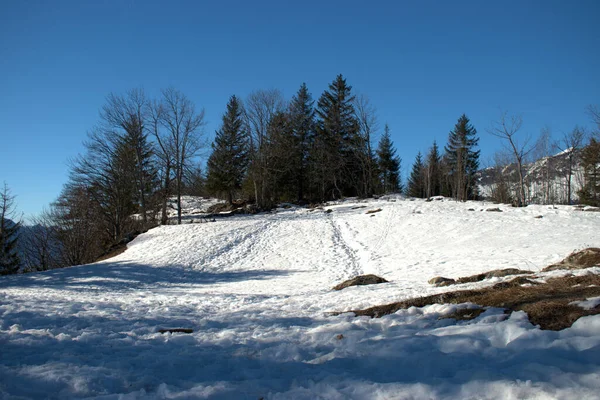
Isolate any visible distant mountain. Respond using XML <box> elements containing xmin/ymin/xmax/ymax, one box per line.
<box><xmin>477</xmin><ymin>149</ymin><xmax>583</xmax><ymax>204</ymax></box>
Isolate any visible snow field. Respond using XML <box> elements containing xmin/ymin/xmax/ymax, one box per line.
<box><xmin>1</xmin><ymin>196</ymin><xmax>600</xmax><ymax>399</ymax></box>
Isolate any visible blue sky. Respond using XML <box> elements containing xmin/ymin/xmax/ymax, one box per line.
<box><xmin>1</xmin><ymin>0</ymin><xmax>599</xmax><ymax>219</ymax></box>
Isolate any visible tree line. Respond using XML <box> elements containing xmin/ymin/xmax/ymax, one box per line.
<box><xmin>1</xmin><ymin>75</ymin><xmax>599</xmax><ymax>275</ymax></box>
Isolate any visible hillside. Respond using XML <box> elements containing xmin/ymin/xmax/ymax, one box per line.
<box><xmin>1</xmin><ymin>196</ymin><xmax>600</xmax><ymax>399</ymax></box>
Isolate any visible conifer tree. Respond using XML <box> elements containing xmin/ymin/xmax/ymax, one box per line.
<box><xmin>313</xmin><ymin>74</ymin><xmax>361</xmax><ymax>200</ymax></box>
<box><xmin>0</xmin><ymin>183</ymin><xmax>21</xmax><ymax>275</ymax></box>
<box><xmin>289</xmin><ymin>83</ymin><xmax>315</xmax><ymax>202</ymax></box>
<box><xmin>425</xmin><ymin>140</ymin><xmax>442</xmax><ymax>197</ymax></box>
<box><xmin>376</xmin><ymin>124</ymin><xmax>402</xmax><ymax>193</ymax></box>
<box><xmin>206</xmin><ymin>95</ymin><xmax>249</xmax><ymax>204</ymax></box>
<box><xmin>407</xmin><ymin>152</ymin><xmax>426</xmax><ymax>198</ymax></box>
<box><xmin>445</xmin><ymin>114</ymin><xmax>480</xmax><ymax>201</ymax></box>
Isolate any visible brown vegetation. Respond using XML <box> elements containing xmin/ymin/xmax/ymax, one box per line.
<box><xmin>542</xmin><ymin>248</ymin><xmax>600</xmax><ymax>272</ymax></box>
<box><xmin>333</xmin><ymin>274</ymin><xmax>389</xmax><ymax>290</ymax></box>
<box><xmin>347</xmin><ymin>274</ymin><xmax>600</xmax><ymax>330</ymax></box>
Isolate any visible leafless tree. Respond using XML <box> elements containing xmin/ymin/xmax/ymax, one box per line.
<box><xmin>532</xmin><ymin>126</ymin><xmax>556</xmax><ymax>204</ymax></box>
<box><xmin>244</xmin><ymin>89</ymin><xmax>286</xmax><ymax>207</ymax></box>
<box><xmin>560</xmin><ymin>126</ymin><xmax>586</xmax><ymax>204</ymax></box>
<box><xmin>147</xmin><ymin>99</ymin><xmax>172</xmax><ymax>225</ymax></box>
<box><xmin>158</xmin><ymin>88</ymin><xmax>206</xmax><ymax>224</ymax></box>
<box><xmin>354</xmin><ymin>94</ymin><xmax>379</xmax><ymax>197</ymax></box>
<box><xmin>21</xmin><ymin>210</ymin><xmax>61</xmax><ymax>271</ymax></box>
<box><xmin>50</xmin><ymin>184</ymin><xmax>104</xmax><ymax>266</ymax></box>
<box><xmin>0</xmin><ymin>182</ymin><xmax>21</xmax><ymax>274</ymax></box>
<box><xmin>488</xmin><ymin>111</ymin><xmax>534</xmax><ymax>206</ymax></box>
<box><xmin>101</xmin><ymin>89</ymin><xmax>155</xmax><ymax>223</ymax></box>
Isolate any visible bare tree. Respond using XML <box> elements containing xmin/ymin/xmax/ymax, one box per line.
<box><xmin>244</xmin><ymin>89</ymin><xmax>286</xmax><ymax>207</ymax></box>
<box><xmin>354</xmin><ymin>94</ymin><xmax>379</xmax><ymax>197</ymax></box>
<box><xmin>21</xmin><ymin>210</ymin><xmax>61</xmax><ymax>271</ymax></box>
<box><xmin>532</xmin><ymin>126</ymin><xmax>556</xmax><ymax>204</ymax></box>
<box><xmin>0</xmin><ymin>183</ymin><xmax>21</xmax><ymax>274</ymax></box>
<box><xmin>147</xmin><ymin>99</ymin><xmax>172</xmax><ymax>225</ymax></box>
<box><xmin>488</xmin><ymin>111</ymin><xmax>533</xmax><ymax>206</ymax></box>
<box><xmin>560</xmin><ymin>126</ymin><xmax>586</xmax><ymax>204</ymax></box>
<box><xmin>159</xmin><ymin>88</ymin><xmax>206</xmax><ymax>224</ymax></box>
<box><xmin>101</xmin><ymin>89</ymin><xmax>155</xmax><ymax>224</ymax></box>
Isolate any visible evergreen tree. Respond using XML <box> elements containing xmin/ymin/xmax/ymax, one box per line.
<box><xmin>376</xmin><ymin>124</ymin><xmax>402</xmax><ymax>193</ymax></box>
<box><xmin>289</xmin><ymin>83</ymin><xmax>315</xmax><ymax>202</ymax></box>
<box><xmin>425</xmin><ymin>140</ymin><xmax>442</xmax><ymax>197</ymax></box>
<box><xmin>578</xmin><ymin>138</ymin><xmax>600</xmax><ymax>206</ymax></box>
<box><xmin>407</xmin><ymin>152</ymin><xmax>426</xmax><ymax>198</ymax></box>
<box><xmin>0</xmin><ymin>183</ymin><xmax>21</xmax><ymax>275</ymax></box>
<box><xmin>313</xmin><ymin>74</ymin><xmax>361</xmax><ymax>200</ymax></box>
<box><xmin>445</xmin><ymin>114</ymin><xmax>480</xmax><ymax>201</ymax></box>
<box><xmin>206</xmin><ymin>95</ymin><xmax>249</xmax><ymax>204</ymax></box>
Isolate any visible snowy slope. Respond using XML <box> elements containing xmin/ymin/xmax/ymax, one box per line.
<box><xmin>1</xmin><ymin>197</ymin><xmax>600</xmax><ymax>399</ymax></box>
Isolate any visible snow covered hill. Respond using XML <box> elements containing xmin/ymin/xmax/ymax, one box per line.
<box><xmin>1</xmin><ymin>196</ymin><xmax>600</xmax><ymax>399</ymax></box>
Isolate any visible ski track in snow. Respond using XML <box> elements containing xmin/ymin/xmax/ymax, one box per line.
<box><xmin>1</xmin><ymin>197</ymin><xmax>600</xmax><ymax>399</ymax></box>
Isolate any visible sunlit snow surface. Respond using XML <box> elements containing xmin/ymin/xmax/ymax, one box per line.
<box><xmin>1</xmin><ymin>196</ymin><xmax>600</xmax><ymax>399</ymax></box>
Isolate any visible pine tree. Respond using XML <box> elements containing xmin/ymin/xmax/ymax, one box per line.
<box><xmin>407</xmin><ymin>152</ymin><xmax>426</xmax><ymax>198</ymax></box>
<box><xmin>0</xmin><ymin>183</ymin><xmax>21</xmax><ymax>275</ymax></box>
<box><xmin>313</xmin><ymin>74</ymin><xmax>361</xmax><ymax>200</ymax></box>
<box><xmin>425</xmin><ymin>140</ymin><xmax>442</xmax><ymax>197</ymax></box>
<box><xmin>376</xmin><ymin>124</ymin><xmax>402</xmax><ymax>193</ymax></box>
<box><xmin>289</xmin><ymin>83</ymin><xmax>315</xmax><ymax>202</ymax></box>
<box><xmin>578</xmin><ymin>138</ymin><xmax>600</xmax><ymax>206</ymax></box>
<box><xmin>206</xmin><ymin>95</ymin><xmax>249</xmax><ymax>204</ymax></box>
<box><xmin>445</xmin><ymin>114</ymin><xmax>480</xmax><ymax>201</ymax></box>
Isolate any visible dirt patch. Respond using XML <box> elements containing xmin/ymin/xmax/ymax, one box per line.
<box><xmin>456</xmin><ymin>268</ymin><xmax>533</xmax><ymax>284</ymax></box>
<box><xmin>333</xmin><ymin>274</ymin><xmax>389</xmax><ymax>290</ymax></box>
<box><xmin>345</xmin><ymin>274</ymin><xmax>600</xmax><ymax>330</ymax></box>
<box><xmin>543</xmin><ymin>248</ymin><xmax>600</xmax><ymax>272</ymax></box>
<box><xmin>429</xmin><ymin>268</ymin><xmax>533</xmax><ymax>287</ymax></box>
<box><xmin>428</xmin><ymin>276</ymin><xmax>456</xmax><ymax>286</ymax></box>
<box><xmin>366</xmin><ymin>208</ymin><xmax>382</xmax><ymax>214</ymax></box>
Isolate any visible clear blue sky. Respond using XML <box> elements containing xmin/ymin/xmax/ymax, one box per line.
<box><xmin>1</xmin><ymin>0</ymin><xmax>599</xmax><ymax>219</ymax></box>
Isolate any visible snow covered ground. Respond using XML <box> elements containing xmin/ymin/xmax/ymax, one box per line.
<box><xmin>1</xmin><ymin>196</ymin><xmax>600</xmax><ymax>399</ymax></box>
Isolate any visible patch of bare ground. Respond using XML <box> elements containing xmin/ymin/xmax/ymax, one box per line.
<box><xmin>346</xmin><ymin>274</ymin><xmax>600</xmax><ymax>330</ymax></box>
<box><xmin>429</xmin><ymin>268</ymin><xmax>533</xmax><ymax>287</ymax></box>
<box><xmin>333</xmin><ymin>274</ymin><xmax>388</xmax><ymax>290</ymax></box>
<box><xmin>542</xmin><ymin>248</ymin><xmax>600</xmax><ymax>271</ymax></box>
<box><xmin>366</xmin><ymin>208</ymin><xmax>383</xmax><ymax>214</ymax></box>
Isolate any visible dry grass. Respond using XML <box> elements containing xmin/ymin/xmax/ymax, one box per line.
<box><xmin>347</xmin><ymin>274</ymin><xmax>600</xmax><ymax>330</ymax></box>
<box><xmin>366</xmin><ymin>208</ymin><xmax>383</xmax><ymax>214</ymax></box>
<box><xmin>543</xmin><ymin>248</ymin><xmax>600</xmax><ymax>271</ymax></box>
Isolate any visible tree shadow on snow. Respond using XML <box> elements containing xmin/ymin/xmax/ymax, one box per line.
<box><xmin>0</xmin><ymin>262</ymin><xmax>295</xmax><ymax>292</ymax></box>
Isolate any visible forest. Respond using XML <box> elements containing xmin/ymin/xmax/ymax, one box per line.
<box><xmin>1</xmin><ymin>74</ymin><xmax>599</xmax><ymax>275</ymax></box>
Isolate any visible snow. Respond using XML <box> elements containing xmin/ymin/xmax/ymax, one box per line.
<box><xmin>571</xmin><ymin>296</ymin><xmax>600</xmax><ymax>310</ymax></box>
<box><xmin>1</xmin><ymin>196</ymin><xmax>600</xmax><ymax>399</ymax></box>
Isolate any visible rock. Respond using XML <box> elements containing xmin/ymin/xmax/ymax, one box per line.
<box><xmin>486</xmin><ymin>207</ymin><xmax>503</xmax><ymax>212</ymax></box>
<box><xmin>333</xmin><ymin>274</ymin><xmax>389</xmax><ymax>290</ymax></box>
<box><xmin>366</xmin><ymin>208</ymin><xmax>382</xmax><ymax>214</ymax></box>
<box><xmin>428</xmin><ymin>276</ymin><xmax>456</xmax><ymax>287</ymax></box>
